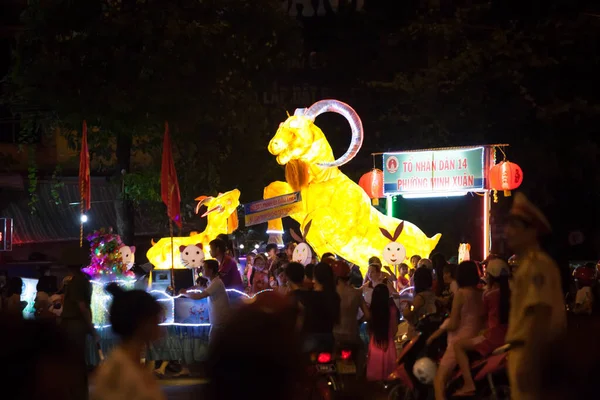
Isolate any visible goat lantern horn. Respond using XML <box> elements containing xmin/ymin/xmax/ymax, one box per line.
<box><xmin>298</xmin><ymin>99</ymin><xmax>364</xmax><ymax>168</ymax></box>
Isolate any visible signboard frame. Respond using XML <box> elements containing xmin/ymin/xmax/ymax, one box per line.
<box><xmin>382</xmin><ymin>147</ymin><xmax>487</xmax><ymax>196</ymax></box>
<box><xmin>244</xmin><ymin>192</ymin><xmax>303</xmax><ymax>227</ymax></box>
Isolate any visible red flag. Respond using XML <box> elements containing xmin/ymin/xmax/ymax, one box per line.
<box><xmin>161</xmin><ymin>122</ymin><xmax>182</xmax><ymax>227</ymax></box>
<box><xmin>79</xmin><ymin>121</ymin><xmax>91</xmax><ymax>212</ymax></box>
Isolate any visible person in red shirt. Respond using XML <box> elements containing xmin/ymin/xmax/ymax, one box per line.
<box><xmin>452</xmin><ymin>259</ymin><xmax>511</xmax><ymax>396</ymax></box>
<box><xmin>209</xmin><ymin>239</ymin><xmax>243</xmax><ymax>290</ymax></box>
<box><xmin>397</xmin><ymin>263</ymin><xmax>410</xmax><ymax>289</ymax></box>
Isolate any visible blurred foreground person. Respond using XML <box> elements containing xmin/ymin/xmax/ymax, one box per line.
<box><xmin>539</xmin><ymin>315</ymin><xmax>600</xmax><ymax>399</ymax></box>
<box><xmin>0</xmin><ymin>314</ymin><xmax>79</xmax><ymax>400</ymax></box>
<box><xmin>61</xmin><ymin>264</ymin><xmax>94</xmax><ymax>400</ymax></box>
<box><xmin>504</xmin><ymin>193</ymin><xmax>566</xmax><ymax>400</ymax></box>
<box><xmin>206</xmin><ymin>291</ymin><xmax>303</xmax><ymax>400</ymax></box>
<box><xmin>91</xmin><ymin>284</ymin><xmax>165</xmax><ymax>400</ymax></box>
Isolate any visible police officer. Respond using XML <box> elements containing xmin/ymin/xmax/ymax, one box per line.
<box><xmin>504</xmin><ymin>193</ymin><xmax>566</xmax><ymax>400</ymax></box>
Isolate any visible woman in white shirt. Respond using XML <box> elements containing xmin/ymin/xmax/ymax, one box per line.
<box><xmin>91</xmin><ymin>283</ymin><xmax>165</xmax><ymax>400</ymax></box>
<box><xmin>180</xmin><ymin>259</ymin><xmax>230</xmax><ymax>342</ymax></box>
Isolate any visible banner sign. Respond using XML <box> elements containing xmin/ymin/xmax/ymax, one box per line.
<box><xmin>244</xmin><ymin>192</ymin><xmax>303</xmax><ymax>227</ymax></box>
<box><xmin>0</xmin><ymin>218</ymin><xmax>13</xmax><ymax>251</ymax></box>
<box><xmin>383</xmin><ymin>147</ymin><xmax>485</xmax><ymax>195</ymax></box>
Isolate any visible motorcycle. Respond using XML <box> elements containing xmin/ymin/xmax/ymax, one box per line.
<box><xmin>388</xmin><ymin>341</ymin><xmax>512</xmax><ymax>400</ymax></box>
<box><xmin>304</xmin><ymin>349</ymin><xmax>337</xmax><ymax>400</ymax></box>
<box><xmin>445</xmin><ymin>344</ymin><xmax>511</xmax><ymax>400</ymax></box>
<box><xmin>386</xmin><ymin>313</ymin><xmax>446</xmax><ymax>400</ymax></box>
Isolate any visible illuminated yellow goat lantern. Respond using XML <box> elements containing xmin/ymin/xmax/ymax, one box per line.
<box><xmin>147</xmin><ymin>189</ymin><xmax>240</xmax><ymax>269</ymax></box>
<box><xmin>264</xmin><ymin>100</ymin><xmax>441</xmax><ymax>273</ymax></box>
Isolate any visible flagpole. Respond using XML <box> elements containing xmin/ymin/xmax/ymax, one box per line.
<box><xmin>169</xmin><ymin>187</ymin><xmax>175</xmax><ymax>291</ymax></box>
<box><xmin>80</xmin><ymin>184</ymin><xmax>84</xmax><ymax>248</ymax></box>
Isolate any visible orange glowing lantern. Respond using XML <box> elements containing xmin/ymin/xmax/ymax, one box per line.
<box><xmin>359</xmin><ymin>169</ymin><xmax>384</xmax><ymax>205</ymax></box>
<box><xmin>489</xmin><ymin>161</ymin><xmax>523</xmax><ymax>197</ymax></box>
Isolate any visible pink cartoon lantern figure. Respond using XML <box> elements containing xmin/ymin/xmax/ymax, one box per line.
<box><xmin>118</xmin><ymin>245</ymin><xmax>136</xmax><ymax>271</ymax></box>
<box><xmin>290</xmin><ymin>220</ymin><xmax>313</xmax><ymax>266</ymax></box>
<box><xmin>179</xmin><ymin>243</ymin><xmax>205</xmax><ymax>269</ymax></box>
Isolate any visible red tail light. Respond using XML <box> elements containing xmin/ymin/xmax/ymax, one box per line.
<box><xmin>341</xmin><ymin>350</ymin><xmax>352</xmax><ymax>360</ymax></box>
<box><xmin>317</xmin><ymin>352</ymin><xmax>332</xmax><ymax>363</ymax></box>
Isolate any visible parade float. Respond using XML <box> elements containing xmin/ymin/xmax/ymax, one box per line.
<box><xmin>86</xmin><ymin>224</ymin><xmax>268</xmax><ymax>364</ymax></box>
<box><xmin>75</xmin><ymin>100</ymin><xmax>524</xmax><ymax>364</ymax></box>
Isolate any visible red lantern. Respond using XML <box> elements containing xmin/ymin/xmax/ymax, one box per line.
<box><xmin>489</xmin><ymin>161</ymin><xmax>523</xmax><ymax>197</ymax></box>
<box><xmin>359</xmin><ymin>169</ymin><xmax>384</xmax><ymax>205</ymax></box>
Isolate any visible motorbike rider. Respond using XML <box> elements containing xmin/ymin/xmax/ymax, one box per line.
<box><xmin>331</xmin><ymin>259</ymin><xmax>370</xmax><ymax>377</ymax></box>
<box><xmin>504</xmin><ymin>193</ymin><xmax>566</xmax><ymax>400</ymax></box>
<box><xmin>453</xmin><ymin>258</ymin><xmax>511</xmax><ymax>396</ymax></box>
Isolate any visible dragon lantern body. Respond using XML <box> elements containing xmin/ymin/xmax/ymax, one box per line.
<box><xmin>147</xmin><ymin>189</ymin><xmax>240</xmax><ymax>269</ymax></box>
<box><xmin>264</xmin><ymin>100</ymin><xmax>441</xmax><ymax>273</ymax></box>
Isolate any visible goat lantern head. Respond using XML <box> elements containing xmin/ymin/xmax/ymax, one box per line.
<box><xmin>380</xmin><ymin>222</ymin><xmax>407</xmax><ymax>266</ymax></box>
<box><xmin>119</xmin><ymin>245</ymin><xmax>136</xmax><ymax>270</ymax></box>
<box><xmin>290</xmin><ymin>220</ymin><xmax>313</xmax><ymax>266</ymax></box>
<box><xmin>179</xmin><ymin>243</ymin><xmax>205</xmax><ymax>269</ymax></box>
<box><xmin>268</xmin><ymin>100</ymin><xmax>364</xmax><ymax>168</ymax></box>
<box><xmin>269</xmin><ymin>115</ymin><xmax>315</xmax><ymax>166</ymax></box>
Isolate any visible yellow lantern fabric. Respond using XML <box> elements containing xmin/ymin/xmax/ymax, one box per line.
<box><xmin>147</xmin><ymin>189</ymin><xmax>240</xmax><ymax>269</ymax></box>
<box><xmin>264</xmin><ymin>100</ymin><xmax>441</xmax><ymax>274</ymax></box>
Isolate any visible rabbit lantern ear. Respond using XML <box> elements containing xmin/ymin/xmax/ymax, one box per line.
<box><xmin>290</xmin><ymin>228</ymin><xmax>304</xmax><ymax>243</ymax></box>
<box><xmin>303</xmin><ymin>220</ymin><xmax>313</xmax><ymax>239</ymax></box>
<box><xmin>392</xmin><ymin>221</ymin><xmax>405</xmax><ymax>242</ymax></box>
<box><xmin>379</xmin><ymin>228</ymin><xmax>394</xmax><ymax>241</ymax></box>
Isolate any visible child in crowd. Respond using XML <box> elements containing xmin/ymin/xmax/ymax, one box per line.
<box><xmin>250</xmin><ymin>254</ymin><xmax>269</xmax><ymax>295</ymax></box>
<box><xmin>397</xmin><ymin>263</ymin><xmax>410</xmax><ymax>289</ymax></box>
<box><xmin>271</xmin><ymin>265</ymin><xmax>289</xmax><ymax>295</ymax></box>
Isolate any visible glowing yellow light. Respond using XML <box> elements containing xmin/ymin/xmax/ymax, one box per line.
<box><xmin>147</xmin><ymin>189</ymin><xmax>240</xmax><ymax>269</ymax></box>
<box><xmin>458</xmin><ymin>243</ymin><xmax>471</xmax><ymax>264</ymax></box>
<box><xmin>264</xmin><ymin>100</ymin><xmax>441</xmax><ymax>275</ymax></box>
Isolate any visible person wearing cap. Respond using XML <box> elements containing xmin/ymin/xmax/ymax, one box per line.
<box><xmin>504</xmin><ymin>193</ymin><xmax>566</xmax><ymax>400</ymax></box>
<box><xmin>453</xmin><ymin>259</ymin><xmax>511</xmax><ymax>396</ymax></box>
<box><xmin>332</xmin><ymin>260</ymin><xmax>370</xmax><ymax>377</ymax></box>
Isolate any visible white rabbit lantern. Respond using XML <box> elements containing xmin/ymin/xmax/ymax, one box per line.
<box><xmin>379</xmin><ymin>221</ymin><xmax>407</xmax><ymax>266</ymax></box>
<box><xmin>290</xmin><ymin>220</ymin><xmax>313</xmax><ymax>266</ymax></box>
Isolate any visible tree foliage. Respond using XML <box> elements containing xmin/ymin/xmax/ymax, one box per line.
<box><xmin>371</xmin><ymin>2</ymin><xmax>600</xmax><ymax>194</ymax></box>
<box><xmin>5</xmin><ymin>0</ymin><xmax>301</xmax><ymax>238</ymax></box>
<box><xmin>368</xmin><ymin>1</ymin><xmax>600</xmax><ymax>233</ymax></box>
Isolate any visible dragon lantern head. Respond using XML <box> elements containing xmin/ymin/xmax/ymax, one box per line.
<box><xmin>268</xmin><ymin>100</ymin><xmax>364</xmax><ymax>168</ymax></box>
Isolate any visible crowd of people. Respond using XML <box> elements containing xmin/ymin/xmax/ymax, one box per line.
<box><xmin>2</xmin><ymin>193</ymin><xmax>600</xmax><ymax>399</ymax></box>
